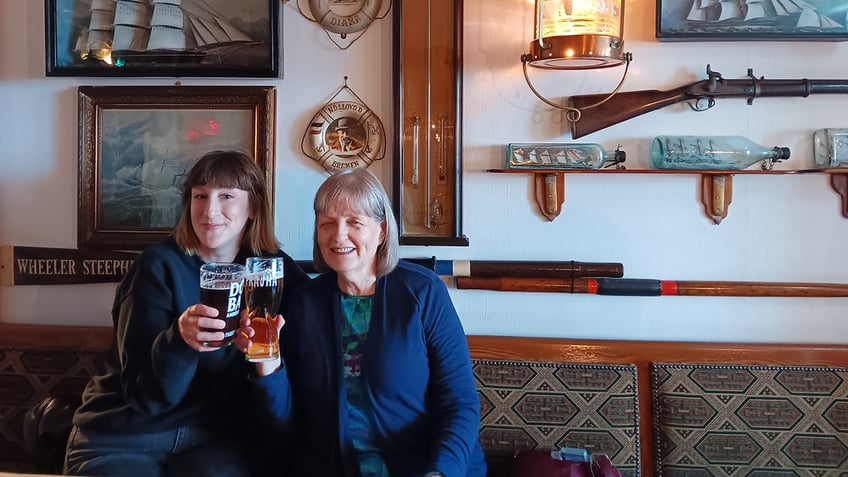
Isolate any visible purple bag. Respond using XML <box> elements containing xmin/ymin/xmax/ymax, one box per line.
<box><xmin>511</xmin><ymin>449</ymin><xmax>622</xmax><ymax>477</ymax></box>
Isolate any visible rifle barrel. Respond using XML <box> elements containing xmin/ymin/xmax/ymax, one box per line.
<box><xmin>455</xmin><ymin>276</ymin><xmax>848</xmax><ymax>298</ymax></box>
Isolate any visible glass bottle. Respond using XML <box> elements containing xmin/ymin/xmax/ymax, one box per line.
<box><xmin>813</xmin><ymin>128</ymin><xmax>848</xmax><ymax>169</ymax></box>
<box><xmin>507</xmin><ymin>143</ymin><xmax>626</xmax><ymax>169</ymax></box>
<box><xmin>650</xmin><ymin>136</ymin><xmax>790</xmax><ymax>170</ymax></box>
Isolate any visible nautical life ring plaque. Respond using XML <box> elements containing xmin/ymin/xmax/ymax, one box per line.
<box><xmin>302</xmin><ymin>100</ymin><xmax>386</xmax><ymax>173</ymax></box>
<box><xmin>297</xmin><ymin>0</ymin><xmax>391</xmax><ymax>49</ymax></box>
<box><xmin>309</xmin><ymin>0</ymin><xmax>381</xmax><ymax>35</ymax></box>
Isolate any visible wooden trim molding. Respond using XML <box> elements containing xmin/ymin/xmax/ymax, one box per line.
<box><xmin>466</xmin><ymin>335</ymin><xmax>848</xmax><ymax>366</ymax></box>
<box><xmin>0</xmin><ymin>324</ymin><xmax>112</xmax><ymax>350</ymax></box>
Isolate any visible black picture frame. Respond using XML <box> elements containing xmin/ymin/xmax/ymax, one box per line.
<box><xmin>46</xmin><ymin>0</ymin><xmax>280</xmax><ymax>77</ymax></box>
<box><xmin>77</xmin><ymin>85</ymin><xmax>276</xmax><ymax>251</ymax></box>
<box><xmin>657</xmin><ymin>0</ymin><xmax>848</xmax><ymax>41</ymax></box>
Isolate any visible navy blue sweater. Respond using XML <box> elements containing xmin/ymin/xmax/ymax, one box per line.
<box><xmin>254</xmin><ymin>260</ymin><xmax>486</xmax><ymax>477</ymax></box>
<box><xmin>73</xmin><ymin>237</ymin><xmax>309</xmax><ymax>435</ymax></box>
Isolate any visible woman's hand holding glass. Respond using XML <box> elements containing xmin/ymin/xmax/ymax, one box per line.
<box><xmin>236</xmin><ymin>310</ymin><xmax>286</xmax><ymax>376</ymax></box>
<box><xmin>177</xmin><ymin>303</ymin><xmax>227</xmax><ymax>352</ymax></box>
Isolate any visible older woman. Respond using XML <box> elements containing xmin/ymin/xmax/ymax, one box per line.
<box><xmin>244</xmin><ymin>168</ymin><xmax>485</xmax><ymax>477</ymax></box>
<box><xmin>65</xmin><ymin>150</ymin><xmax>309</xmax><ymax>477</ymax></box>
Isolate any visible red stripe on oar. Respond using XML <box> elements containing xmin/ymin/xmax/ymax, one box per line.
<box><xmin>660</xmin><ymin>280</ymin><xmax>678</xmax><ymax>295</ymax></box>
<box><xmin>587</xmin><ymin>278</ymin><xmax>599</xmax><ymax>294</ymax></box>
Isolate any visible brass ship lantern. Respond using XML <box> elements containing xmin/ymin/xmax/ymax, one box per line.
<box><xmin>525</xmin><ymin>0</ymin><xmax>627</xmax><ymax>69</ymax></box>
<box><xmin>521</xmin><ymin>0</ymin><xmax>633</xmax><ymax>122</ymax></box>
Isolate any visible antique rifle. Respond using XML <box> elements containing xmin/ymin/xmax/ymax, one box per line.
<box><xmin>567</xmin><ymin>65</ymin><xmax>848</xmax><ymax>139</ymax></box>
<box><xmin>456</xmin><ymin>276</ymin><xmax>848</xmax><ymax>298</ymax></box>
<box><xmin>297</xmin><ymin>258</ymin><xmax>624</xmax><ymax>278</ymax></box>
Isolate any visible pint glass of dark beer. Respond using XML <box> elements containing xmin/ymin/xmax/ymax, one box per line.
<box><xmin>244</xmin><ymin>257</ymin><xmax>285</xmax><ymax>362</ymax></box>
<box><xmin>199</xmin><ymin>262</ymin><xmax>245</xmax><ymax>347</ymax></box>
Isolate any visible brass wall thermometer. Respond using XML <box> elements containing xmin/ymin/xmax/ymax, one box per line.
<box><xmin>393</xmin><ymin>0</ymin><xmax>468</xmax><ymax>246</ymax></box>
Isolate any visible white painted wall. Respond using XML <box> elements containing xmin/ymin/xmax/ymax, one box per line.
<box><xmin>1</xmin><ymin>0</ymin><xmax>846</xmax><ymax>343</ymax></box>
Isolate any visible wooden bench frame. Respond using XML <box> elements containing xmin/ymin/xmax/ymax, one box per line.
<box><xmin>3</xmin><ymin>325</ymin><xmax>848</xmax><ymax>475</ymax></box>
<box><xmin>467</xmin><ymin>335</ymin><xmax>848</xmax><ymax>475</ymax></box>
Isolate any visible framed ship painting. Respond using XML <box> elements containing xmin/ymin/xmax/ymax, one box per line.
<box><xmin>657</xmin><ymin>0</ymin><xmax>848</xmax><ymax>41</ymax></box>
<box><xmin>77</xmin><ymin>85</ymin><xmax>276</xmax><ymax>251</ymax></box>
<box><xmin>46</xmin><ymin>0</ymin><xmax>281</xmax><ymax>77</ymax></box>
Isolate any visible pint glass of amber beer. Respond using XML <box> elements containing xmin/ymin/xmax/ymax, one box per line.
<box><xmin>244</xmin><ymin>257</ymin><xmax>285</xmax><ymax>362</ymax></box>
<box><xmin>199</xmin><ymin>262</ymin><xmax>245</xmax><ymax>347</ymax></box>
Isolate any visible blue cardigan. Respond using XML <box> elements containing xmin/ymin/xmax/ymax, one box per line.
<box><xmin>255</xmin><ymin>260</ymin><xmax>486</xmax><ymax>477</ymax></box>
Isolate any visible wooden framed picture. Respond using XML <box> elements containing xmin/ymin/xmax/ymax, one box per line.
<box><xmin>657</xmin><ymin>0</ymin><xmax>848</xmax><ymax>41</ymax></box>
<box><xmin>46</xmin><ymin>0</ymin><xmax>280</xmax><ymax>77</ymax></box>
<box><xmin>77</xmin><ymin>85</ymin><xmax>275</xmax><ymax>251</ymax></box>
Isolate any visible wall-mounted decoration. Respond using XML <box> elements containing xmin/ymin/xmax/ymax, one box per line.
<box><xmin>657</xmin><ymin>0</ymin><xmax>848</xmax><ymax>41</ymax></box>
<box><xmin>0</xmin><ymin>245</ymin><xmax>138</xmax><ymax>286</ymax></box>
<box><xmin>301</xmin><ymin>77</ymin><xmax>386</xmax><ymax>173</ymax></box>
<box><xmin>46</xmin><ymin>0</ymin><xmax>280</xmax><ymax>77</ymax></box>
<box><xmin>393</xmin><ymin>0</ymin><xmax>467</xmax><ymax>246</ymax></box>
<box><xmin>77</xmin><ymin>85</ymin><xmax>275</xmax><ymax>251</ymax></box>
<box><xmin>295</xmin><ymin>0</ymin><xmax>391</xmax><ymax>49</ymax></box>
<box><xmin>568</xmin><ymin>65</ymin><xmax>848</xmax><ymax>138</ymax></box>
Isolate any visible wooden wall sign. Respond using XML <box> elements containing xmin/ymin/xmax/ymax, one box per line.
<box><xmin>0</xmin><ymin>245</ymin><xmax>137</xmax><ymax>286</ymax></box>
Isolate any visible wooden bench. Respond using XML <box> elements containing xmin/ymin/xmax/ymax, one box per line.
<box><xmin>2</xmin><ymin>325</ymin><xmax>847</xmax><ymax>476</ymax></box>
<box><xmin>468</xmin><ymin>335</ymin><xmax>848</xmax><ymax>476</ymax></box>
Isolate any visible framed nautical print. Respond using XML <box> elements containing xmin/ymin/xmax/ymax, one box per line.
<box><xmin>393</xmin><ymin>0</ymin><xmax>468</xmax><ymax>246</ymax></box>
<box><xmin>657</xmin><ymin>0</ymin><xmax>848</xmax><ymax>41</ymax></box>
<box><xmin>77</xmin><ymin>85</ymin><xmax>275</xmax><ymax>251</ymax></box>
<box><xmin>46</xmin><ymin>0</ymin><xmax>281</xmax><ymax>77</ymax></box>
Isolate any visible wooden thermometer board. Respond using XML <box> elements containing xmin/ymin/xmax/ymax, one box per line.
<box><xmin>394</xmin><ymin>0</ymin><xmax>467</xmax><ymax>246</ymax></box>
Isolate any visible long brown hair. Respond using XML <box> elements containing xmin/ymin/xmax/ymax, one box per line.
<box><xmin>173</xmin><ymin>150</ymin><xmax>279</xmax><ymax>256</ymax></box>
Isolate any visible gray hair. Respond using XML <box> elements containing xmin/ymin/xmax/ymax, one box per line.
<box><xmin>312</xmin><ymin>168</ymin><xmax>399</xmax><ymax>276</ymax></box>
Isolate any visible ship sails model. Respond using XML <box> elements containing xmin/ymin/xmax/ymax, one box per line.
<box><xmin>74</xmin><ymin>0</ymin><xmax>257</xmax><ymax>64</ymax></box>
<box><xmin>685</xmin><ymin>0</ymin><xmax>845</xmax><ymax>30</ymax></box>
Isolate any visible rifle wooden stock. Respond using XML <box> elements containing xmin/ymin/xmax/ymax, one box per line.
<box><xmin>568</xmin><ymin>87</ymin><xmax>689</xmax><ymax>139</ymax></box>
<box><xmin>455</xmin><ymin>276</ymin><xmax>848</xmax><ymax>297</ymax></box>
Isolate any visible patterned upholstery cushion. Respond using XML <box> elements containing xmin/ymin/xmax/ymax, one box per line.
<box><xmin>0</xmin><ymin>349</ymin><xmax>104</xmax><ymax>472</ymax></box>
<box><xmin>473</xmin><ymin>359</ymin><xmax>640</xmax><ymax>477</ymax></box>
<box><xmin>652</xmin><ymin>363</ymin><xmax>848</xmax><ymax>477</ymax></box>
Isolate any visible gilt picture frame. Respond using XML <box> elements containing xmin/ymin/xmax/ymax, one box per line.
<box><xmin>46</xmin><ymin>0</ymin><xmax>280</xmax><ymax>77</ymax></box>
<box><xmin>77</xmin><ymin>85</ymin><xmax>275</xmax><ymax>251</ymax></box>
<box><xmin>656</xmin><ymin>0</ymin><xmax>848</xmax><ymax>41</ymax></box>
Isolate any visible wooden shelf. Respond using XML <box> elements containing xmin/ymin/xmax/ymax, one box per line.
<box><xmin>487</xmin><ymin>168</ymin><xmax>848</xmax><ymax>224</ymax></box>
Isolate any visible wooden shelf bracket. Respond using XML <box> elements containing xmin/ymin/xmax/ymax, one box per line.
<box><xmin>830</xmin><ymin>171</ymin><xmax>848</xmax><ymax>218</ymax></box>
<box><xmin>701</xmin><ymin>173</ymin><xmax>733</xmax><ymax>225</ymax></box>
<box><xmin>534</xmin><ymin>173</ymin><xmax>565</xmax><ymax>221</ymax></box>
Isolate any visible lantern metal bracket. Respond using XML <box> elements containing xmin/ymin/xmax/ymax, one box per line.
<box><xmin>521</xmin><ymin>52</ymin><xmax>633</xmax><ymax>125</ymax></box>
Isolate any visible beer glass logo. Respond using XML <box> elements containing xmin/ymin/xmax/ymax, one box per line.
<box><xmin>226</xmin><ymin>281</ymin><xmax>243</xmax><ymax>318</ymax></box>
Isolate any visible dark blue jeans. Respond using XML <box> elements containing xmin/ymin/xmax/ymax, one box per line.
<box><xmin>64</xmin><ymin>423</ymin><xmax>251</xmax><ymax>477</ymax></box>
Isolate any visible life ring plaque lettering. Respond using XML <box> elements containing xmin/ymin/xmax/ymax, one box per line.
<box><xmin>308</xmin><ymin>0</ymin><xmax>381</xmax><ymax>35</ymax></box>
<box><xmin>302</xmin><ymin>100</ymin><xmax>386</xmax><ymax>173</ymax></box>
